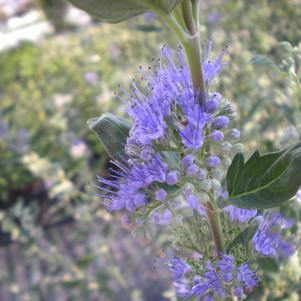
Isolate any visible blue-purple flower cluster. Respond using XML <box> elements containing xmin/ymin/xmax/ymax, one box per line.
<box><xmin>97</xmin><ymin>43</ymin><xmax>241</xmax><ymax>225</ymax></box>
<box><xmin>252</xmin><ymin>211</ymin><xmax>295</xmax><ymax>258</ymax></box>
<box><xmin>224</xmin><ymin>205</ymin><xmax>295</xmax><ymax>258</ymax></box>
<box><xmin>168</xmin><ymin>255</ymin><xmax>259</xmax><ymax>300</ymax></box>
<box><xmin>95</xmin><ymin>42</ymin><xmax>297</xmax><ymax>300</ymax></box>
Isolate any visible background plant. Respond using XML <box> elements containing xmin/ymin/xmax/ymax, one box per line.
<box><xmin>0</xmin><ymin>0</ymin><xmax>300</xmax><ymax>300</ymax></box>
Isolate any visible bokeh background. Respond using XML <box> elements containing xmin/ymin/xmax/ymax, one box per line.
<box><xmin>0</xmin><ymin>0</ymin><xmax>300</xmax><ymax>300</ymax></box>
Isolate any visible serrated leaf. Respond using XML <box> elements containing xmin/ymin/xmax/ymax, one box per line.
<box><xmin>68</xmin><ymin>0</ymin><xmax>181</xmax><ymax>23</ymax></box>
<box><xmin>87</xmin><ymin>113</ymin><xmax>131</xmax><ymax>160</ymax></box>
<box><xmin>226</xmin><ymin>143</ymin><xmax>301</xmax><ymax>209</ymax></box>
<box><xmin>226</xmin><ymin>225</ymin><xmax>258</xmax><ymax>254</ymax></box>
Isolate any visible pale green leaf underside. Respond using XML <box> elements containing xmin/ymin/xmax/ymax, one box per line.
<box><xmin>68</xmin><ymin>0</ymin><xmax>181</xmax><ymax>23</ymax></box>
<box><xmin>87</xmin><ymin>112</ymin><xmax>131</xmax><ymax>160</ymax></box>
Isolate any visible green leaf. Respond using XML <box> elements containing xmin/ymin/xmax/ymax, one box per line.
<box><xmin>87</xmin><ymin>113</ymin><xmax>131</xmax><ymax>160</ymax></box>
<box><xmin>226</xmin><ymin>143</ymin><xmax>301</xmax><ymax>209</ymax></box>
<box><xmin>68</xmin><ymin>0</ymin><xmax>181</xmax><ymax>23</ymax></box>
<box><xmin>249</xmin><ymin>55</ymin><xmax>278</xmax><ymax>70</ymax></box>
<box><xmin>226</xmin><ymin>225</ymin><xmax>258</xmax><ymax>254</ymax></box>
<box><xmin>257</xmin><ymin>257</ymin><xmax>279</xmax><ymax>273</ymax></box>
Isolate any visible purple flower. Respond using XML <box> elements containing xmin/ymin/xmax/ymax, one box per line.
<box><xmin>190</xmin><ymin>277</ymin><xmax>209</xmax><ymax>298</ymax></box>
<box><xmin>119</xmin><ymin>46</ymin><xmax>216</xmax><ymax>150</ymax></box>
<box><xmin>187</xmin><ymin>194</ymin><xmax>205</xmax><ymax>216</ymax></box>
<box><xmin>170</xmin><ymin>255</ymin><xmax>259</xmax><ymax>300</ymax></box>
<box><xmin>207</xmin><ymin>12</ymin><xmax>222</xmax><ymax>24</ymax></box>
<box><xmin>224</xmin><ymin>205</ymin><xmax>257</xmax><ymax>223</ymax></box>
<box><xmin>174</xmin><ymin>280</ymin><xmax>191</xmax><ymax>298</ymax></box>
<box><xmin>96</xmin><ymin>155</ymin><xmax>168</xmax><ymax>212</ymax></box>
<box><xmin>168</xmin><ymin>257</ymin><xmax>191</xmax><ymax>281</ymax></box>
<box><xmin>126</xmin><ymin>92</ymin><xmax>166</xmax><ymax>146</ymax></box>
<box><xmin>151</xmin><ymin>208</ymin><xmax>171</xmax><ymax>224</ymax></box>
<box><xmin>217</xmin><ymin>254</ymin><xmax>235</xmax><ymax>283</ymax></box>
<box><xmin>252</xmin><ymin>212</ymin><xmax>295</xmax><ymax>258</ymax></box>
<box><xmin>206</xmin><ymin>155</ymin><xmax>221</xmax><ymax>168</ymax></box>
<box><xmin>212</xmin><ymin>115</ymin><xmax>230</xmax><ymax>129</ymax></box>
<box><xmin>179</xmin><ymin>104</ymin><xmax>210</xmax><ymax>150</ymax></box>
<box><xmin>203</xmin><ymin>41</ymin><xmax>227</xmax><ymax>82</ymax></box>
<box><xmin>143</xmin><ymin>12</ymin><xmax>156</xmax><ymax>22</ymax></box>
<box><xmin>233</xmin><ymin>287</ymin><xmax>243</xmax><ymax>298</ymax></box>
<box><xmin>84</xmin><ymin>71</ymin><xmax>98</xmax><ymax>84</ymax></box>
<box><xmin>252</xmin><ymin>218</ymin><xmax>278</xmax><ymax>257</ymax></box>
<box><xmin>237</xmin><ymin>264</ymin><xmax>259</xmax><ymax>289</ymax></box>
<box><xmin>277</xmin><ymin>239</ymin><xmax>295</xmax><ymax>257</ymax></box>
<box><xmin>140</xmin><ymin>148</ymin><xmax>153</xmax><ymax>161</ymax></box>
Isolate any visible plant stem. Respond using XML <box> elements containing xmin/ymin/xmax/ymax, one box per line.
<box><xmin>143</xmin><ymin>0</ymin><xmax>206</xmax><ymax>104</ymax></box>
<box><xmin>181</xmin><ymin>0</ymin><xmax>206</xmax><ymax>104</ymax></box>
<box><xmin>205</xmin><ymin>201</ymin><xmax>225</xmax><ymax>255</ymax></box>
<box><xmin>191</xmin><ymin>0</ymin><xmax>201</xmax><ymax>26</ymax></box>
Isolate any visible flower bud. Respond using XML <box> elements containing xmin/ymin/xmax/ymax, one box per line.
<box><xmin>253</xmin><ymin>215</ymin><xmax>264</xmax><ymax>225</ymax></box>
<box><xmin>220</xmin><ymin>141</ymin><xmax>232</xmax><ymax>153</ymax></box>
<box><xmin>229</xmin><ymin>128</ymin><xmax>240</xmax><ymax>139</ymax></box>
<box><xmin>198</xmin><ymin>168</ymin><xmax>207</xmax><ymax>181</ymax></box>
<box><xmin>223</xmin><ymin>155</ymin><xmax>232</xmax><ymax>168</ymax></box>
<box><xmin>233</xmin><ymin>143</ymin><xmax>244</xmax><ymax>153</ymax></box>
<box><xmin>212</xmin><ymin>115</ymin><xmax>229</xmax><ymax>129</ymax></box>
<box><xmin>166</xmin><ymin>171</ymin><xmax>178</xmax><ymax>185</ymax></box>
<box><xmin>199</xmin><ymin>192</ymin><xmax>210</xmax><ymax>203</ymax></box>
<box><xmin>233</xmin><ymin>287</ymin><xmax>243</xmax><ymax>298</ymax></box>
<box><xmin>211</xmin><ymin>169</ymin><xmax>224</xmax><ymax>181</ymax></box>
<box><xmin>140</xmin><ymin>148</ymin><xmax>153</xmax><ymax>161</ymax></box>
<box><xmin>219</xmin><ymin>99</ymin><xmax>237</xmax><ymax>117</ymax></box>
<box><xmin>155</xmin><ymin>189</ymin><xmax>167</xmax><ymax>201</ymax></box>
<box><xmin>186</xmin><ymin>164</ymin><xmax>199</xmax><ymax>176</ymax></box>
<box><xmin>211</xmin><ymin>179</ymin><xmax>221</xmax><ymax>191</ymax></box>
<box><xmin>200</xmin><ymin>179</ymin><xmax>212</xmax><ymax>191</ymax></box>
<box><xmin>211</xmin><ymin>130</ymin><xmax>224</xmax><ymax>142</ymax></box>
<box><xmin>206</xmin><ymin>93</ymin><xmax>221</xmax><ymax>113</ymax></box>
<box><xmin>206</xmin><ymin>155</ymin><xmax>221</xmax><ymax>168</ymax></box>
<box><xmin>181</xmin><ymin>154</ymin><xmax>195</xmax><ymax>167</ymax></box>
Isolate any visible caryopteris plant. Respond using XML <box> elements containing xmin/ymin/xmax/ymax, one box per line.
<box><xmin>69</xmin><ymin>1</ymin><xmax>301</xmax><ymax>300</ymax></box>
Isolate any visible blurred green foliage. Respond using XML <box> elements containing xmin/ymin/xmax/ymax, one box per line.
<box><xmin>0</xmin><ymin>0</ymin><xmax>301</xmax><ymax>300</ymax></box>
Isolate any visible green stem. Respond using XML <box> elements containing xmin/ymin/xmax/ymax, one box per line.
<box><xmin>181</xmin><ymin>0</ymin><xmax>195</xmax><ymax>35</ymax></box>
<box><xmin>191</xmin><ymin>0</ymin><xmax>201</xmax><ymax>26</ymax></box>
<box><xmin>205</xmin><ymin>200</ymin><xmax>225</xmax><ymax>254</ymax></box>
<box><xmin>181</xmin><ymin>0</ymin><xmax>206</xmax><ymax>103</ymax></box>
<box><xmin>143</xmin><ymin>0</ymin><xmax>206</xmax><ymax>104</ymax></box>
